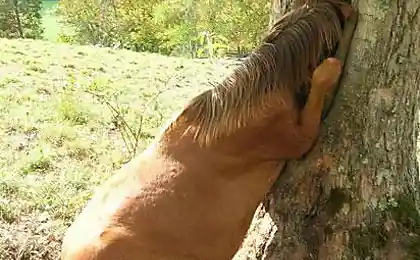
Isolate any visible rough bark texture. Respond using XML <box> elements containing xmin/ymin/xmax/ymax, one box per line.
<box><xmin>234</xmin><ymin>0</ymin><xmax>420</xmax><ymax>259</ymax></box>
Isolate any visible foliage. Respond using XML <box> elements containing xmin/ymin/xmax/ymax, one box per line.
<box><xmin>0</xmin><ymin>0</ymin><xmax>44</xmax><ymax>39</ymax></box>
<box><xmin>56</xmin><ymin>0</ymin><xmax>271</xmax><ymax>57</ymax></box>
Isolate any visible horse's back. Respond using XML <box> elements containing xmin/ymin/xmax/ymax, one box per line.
<box><xmin>62</xmin><ymin>243</ymin><xmax>98</xmax><ymax>260</ymax></box>
<box><xmin>62</xmin><ymin>234</ymin><xmax>199</xmax><ymax>260</ymax></box>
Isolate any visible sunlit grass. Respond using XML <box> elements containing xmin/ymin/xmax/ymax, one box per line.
<box><xmin>0</xmin><ymin>38</ymin><xmax>239</xmax><ymax>259</ymax></box>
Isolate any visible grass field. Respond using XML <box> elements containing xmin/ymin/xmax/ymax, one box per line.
<box><xmin>0</xmin><ymin>38</ymin><xmax>240</xmax><ymax>259</ymax></box>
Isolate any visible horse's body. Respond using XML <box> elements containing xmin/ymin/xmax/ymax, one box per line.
<box><xmin>61</xmin><ymin>1</ymin><xmax>353</xmax><ymax>259</ymax></box>
<box><xmin>62</xmin><ymin>141</ymin><xmax>286</xmax><ymax>259</ymax></box>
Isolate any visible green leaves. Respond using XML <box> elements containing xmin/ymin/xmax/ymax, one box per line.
<box><xmin>57</xmin><ymin>0</ymin><xmax>271</xmax><ymax>57</ymax></box>
<box><xmin>0</xmin><ymin>0</ymin><xmax>44</xmax><ymax>39</ymax></box>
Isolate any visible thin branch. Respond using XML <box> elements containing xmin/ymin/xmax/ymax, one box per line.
<box><xmin>85</xmin><ymin>90</ymin><xmax>136</xmax><ymax>155</ymax></box>
<box><xmin>85</xmin><ymin>71</ymin><xmax>179</xmax><ymax>158</ymax></box>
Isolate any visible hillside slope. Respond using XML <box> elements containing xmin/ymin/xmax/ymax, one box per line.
<box><xmin>0</xmin><ymin>38</ymin><xmax>239</xmax><ymax>259</ymax></box>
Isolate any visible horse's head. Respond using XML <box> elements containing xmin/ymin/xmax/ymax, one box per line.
<box><xmin>163</xmin><ymin>1</ymin><xmax>348</xmax><ymax>150</ymax></box>
<box><xmin>264</xmin><ymin>0</ymin><xmax>351</xmax><ymax>108</ymax></box>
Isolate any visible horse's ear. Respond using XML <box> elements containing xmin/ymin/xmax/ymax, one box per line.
<box><xmin>292</xmin><ymin>0</ymin><xmax>353</xmax><ymax>13</ymax></box>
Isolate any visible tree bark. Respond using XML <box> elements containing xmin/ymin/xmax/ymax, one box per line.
<box><xmin>235</xmin><ymin>1</ymin><xmax>420</xmax><ymax>259</ymax></box>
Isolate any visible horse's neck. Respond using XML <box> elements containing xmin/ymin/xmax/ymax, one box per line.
<box><xmin>157</xmin><ymin>126</ymin><xmax>248</xmax><ymax>174</ymax></box>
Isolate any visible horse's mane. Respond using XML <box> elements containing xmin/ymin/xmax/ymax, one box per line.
<box><xmin>165</xmin><ymin>1</ymin><xmax>345</xmax><ymax>147</ymax></box>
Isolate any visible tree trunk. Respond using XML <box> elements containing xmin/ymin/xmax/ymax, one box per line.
<box><xmin>269</xmin><ymin>0</ymin><xmax>306</xmax><ymax>26</ymax></box>
<box><xmin>12</xmin><ymin>0</ymin><xmax>23</xmax><ymax>38</ymax></box>
<box><xmin>235</xmin><ymin>1</ymin><xmax>420</xmax><ymax>259</ymax></box>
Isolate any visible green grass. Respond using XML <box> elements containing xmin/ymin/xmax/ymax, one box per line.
<box><xmin>41</xmin><ymin>0</ymin><xmax>61</xmax><ymax>42</ymax></box>
<box><xmin>0</xmin><ymin>38</ymin><xmax>239</xmax><ymax>259</ymax></box>
<box><xmin>41</xmin><ymin>0</ymin><xmax>74</xmax><ymax>42</ymax></box>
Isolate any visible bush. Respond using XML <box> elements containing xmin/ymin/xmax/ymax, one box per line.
<box><xmin>57</xmin><ymin>0</ymin><xmax>270</xmax><ymax>57</ymax></box>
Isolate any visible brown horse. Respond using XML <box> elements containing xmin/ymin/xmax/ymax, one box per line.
<box><xmin>61</xmin><ymin>1</ymin><xmax>355</xmax><ymax>259</ymax></box>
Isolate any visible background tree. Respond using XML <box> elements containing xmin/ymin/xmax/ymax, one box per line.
<box><xmin>234</xmin><ymin>0</ymin><xmax>420</xmax><ymax>259</ymax></box>
<box><xmin>0</xmin><ymin>0</ymin><xmax>43</xmax><ymax>39</ymax></box>
<box><xmin>57</xmin><ymin>0</ymin><xmax>271</xmax><ymax>57</ymax></box>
